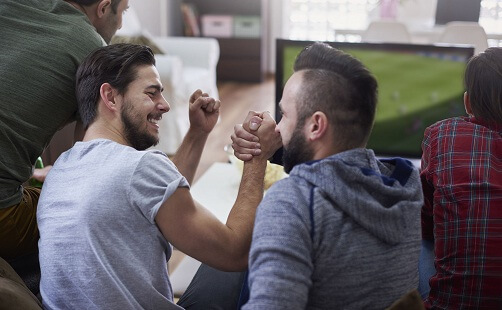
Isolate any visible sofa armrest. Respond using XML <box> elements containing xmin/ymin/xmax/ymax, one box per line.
<box><xmin>153</xmin><ymin>54</ymin><xmax>190</xmax><ymax>155</ymax></box>
<box><xmin>154</xmin><ymin>54</ymin><xmax>184</xmax><ymax>99</ymax></box>
<box><xmin>152</xmin><ymin>36</ymin><xmax>220</xmax><ymax>70</ymax></box>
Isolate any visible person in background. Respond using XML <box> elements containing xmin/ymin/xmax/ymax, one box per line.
<box><xmin>37</xmin><ymin>43</ymin><xmax>280</xmax><ymax>309</ymax></box>
<box><xmin>232</xmin><ymin>42</ymin><xmax>424</xmax><ymax>309</ymax></box>
<box><xmin>420</xmin><ymin>47</ymin><xmax>502</xmax><ymax>309</ymax></box>
<box><xmin>0</xmin><ymin>0</ymin><xmax>129</xmax><ymax>262</ymax></box>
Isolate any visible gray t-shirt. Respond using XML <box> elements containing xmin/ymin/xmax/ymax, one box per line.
<box><xmin>38</xmin><ymin>139</ymin><xmax>189</xmax><ymax>309</ymax></box>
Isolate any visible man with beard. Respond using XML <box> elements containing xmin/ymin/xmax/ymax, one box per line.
<box><xmin>232</xmin><ymin>42</ymin><xmax>424</xmax><ymax>309</ymax></box>
<box><xmin>34</xmin><ymin>44</ymin><xmax>281</xmax><ymax>309</ymax></box>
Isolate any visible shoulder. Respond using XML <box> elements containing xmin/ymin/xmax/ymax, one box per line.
<box><xmin>43</xmin><ymin>0</ymin><xmax>105</xmax><ymax>48</ymax></box>
<box><xmin>264</xmin><ymin>176</ymin><xmax>311</xmax><ymax>202</ymax></box>
<box><xmin>139</xmin><ymin>149</ymin><xmax>170</xmax><ymax>161</ymax></box>
<box><xmin>132</xmin><ymin>150</ymin><xmax>188</xmax><ymax>187</ymax></box>
<box><xmin>70</xmin><ymin>141</ymin><xmax>171</xmax><ymax>172</ymax></box>
<box><xmin>51</xmin><ymin>5</ymin><xmax>105</xmax><ymax>57</ymax></box>
<box><xmin>423</xmin><ymin>117</ymin><xmax>467</xmax><ymax>151</ymax></box>
<box><xmin>258</xmin><ymin>176</ymin><xmax>313</xmax><ymax>219</ymax></box>
<box><xmin>38</xmin><ymin>5</ymin><xmax>105</xmax><ymax>67</ymax></box>
<box><xmin>64</xmin><ymin>20</ymin><xmax>104</xmax><ymax>53</ymax></box>
<box><xmin>426</xmin><ymin>117</ymin><xmax>463</xmax><ymax>134</ymax></box>
<box><xmin>134</xmin><ymin>150</ymin><xmax>177</xmax><ymax>172</ymax></box>
<box><xmin>253</xmin><ymin>177</ymin><xmax>315</xmax><ymax>239</ymax></box>
<box><xmin>427</xmin><ymin>116</ymin><xmax>483</xmax><ymax>135</ymax></box>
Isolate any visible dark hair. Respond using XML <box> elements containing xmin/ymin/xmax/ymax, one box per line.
<box><xmin>293</xmin><ymin>42</ymin><xmax>378</xmax><ymax>148</ymax></box>
<box><xmin>464</xmin><ymin>47</ymin><xmax>502</xmax><ymax>124</ymax></box>
<box><xmin>71</xmin><ymin>0</ymin><xmax>122</xmax><ymax>14</ymax></box>
<box><xmin>76</xmin><ymin>43</ymin><xmax>156</xmax><ymax>128</ymax></box>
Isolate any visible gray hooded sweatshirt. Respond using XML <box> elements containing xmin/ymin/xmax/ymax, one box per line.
<box><xmin>243</xmin><ymin>148</ymin><xmax>423</xmax><ymax>310</ymax></box>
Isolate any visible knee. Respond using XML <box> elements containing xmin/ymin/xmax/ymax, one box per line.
<box><xmin>0</xmin><ymin>278</ymin><xmax>42</xmax><ymax>310</ymax></box>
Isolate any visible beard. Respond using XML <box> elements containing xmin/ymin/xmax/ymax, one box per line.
<box><xmin>121</xmin><ymin>100</ymin><xmax>159</xmax><ymax>151</ymax></box>
<box><xmin>282</xmin><ymin>123</ymin><xmax>314</xmax><ymax>174</ymax></box>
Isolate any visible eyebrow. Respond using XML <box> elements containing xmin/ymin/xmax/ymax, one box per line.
<box><xmin>146</xmin><ymin>84</ymin><xmax>164</xmax><ymax>93</ymax></box>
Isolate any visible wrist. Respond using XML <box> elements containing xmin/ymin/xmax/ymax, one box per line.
<box><xmin>186</xmin><ymin>126</ymin><xmax>210</xmax><ymax>141</ymax></box>
<box><xmin>244</xmin><ymin>156</ymin><xmax>268</xmax><ymax>170</ymax></box>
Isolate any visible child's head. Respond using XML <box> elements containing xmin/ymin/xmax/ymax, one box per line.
<box><xmin>464</xmin><ymin>47</ymin><xmax>502</xmax><ymax>124</ymax></box>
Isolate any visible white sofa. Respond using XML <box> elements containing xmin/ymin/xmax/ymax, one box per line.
<box><xmin>152</xmin><ymin>36</ymin><xmax>220</xmax><ymax>155</ymax></box>
<box><xmin>116</xmin><ymin>8</ymin><xmax>220</xmax><ymax>154</ymax></box>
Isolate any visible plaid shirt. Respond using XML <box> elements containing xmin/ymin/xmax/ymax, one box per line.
<box><xmin>421</xmin><ymin>116</ymin><xmax>502</xmax><ymax>309</ymax></box>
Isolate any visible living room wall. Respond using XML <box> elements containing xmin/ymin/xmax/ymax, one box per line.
<box><xmin>128</xmin><ymin>0</ymin><xmax>182</xmax><ymax>36</ymax></box>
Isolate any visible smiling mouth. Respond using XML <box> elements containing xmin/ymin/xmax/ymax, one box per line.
<box><xmin>148</xmin><ymin>114</ymin><xmax>162</xmax><ymax>125</ymax></box>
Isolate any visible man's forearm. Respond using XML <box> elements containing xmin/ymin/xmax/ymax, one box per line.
<box><xmin>172</xmin><ymin>128</ymin><xmax>209</xmax><ymax>184</ymax></box>
<box><xmin>224</xmin><ymin>157</ymin><xmax>267</xmax><ymax>265</ymax></box>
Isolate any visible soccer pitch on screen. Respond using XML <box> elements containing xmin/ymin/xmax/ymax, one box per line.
<box><xmin>282</xmin><ymin>46</ymin><xmax>467</xmax><ymax>157</ymax></box>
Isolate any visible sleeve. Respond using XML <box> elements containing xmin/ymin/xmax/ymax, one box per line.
<box><xmin>128</xmin><ymin>151</ymin><xmax>189</xmax><ymax>224</ymax></box>
<box><xmin>420</xmin><ymin>126</ymin><xmax>436</xmax><ymax>241</ymax></box>
<box><xmin>243</xmin><ymin>180</ymin><xmax>313</xmax><ymax>310</ymax></box>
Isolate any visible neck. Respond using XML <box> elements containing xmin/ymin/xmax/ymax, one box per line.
<box><xmin>311</xmin><ymin>136</ymin><xmax>363</xmax><ymax>161</ymax></box>
<box><xmin>84</xmin><ymin>121</ymin><xmax>129</xmax><ymax>147</ymax></box>
<box><xmin>67</xmin><ymin>1</ymin><xmax>86</xmax><ymax>13</ymax></box>
<box><xmin>66</xmin><ymin>1</ymin><xmax>94</xmax><ymax>22</ymax></box>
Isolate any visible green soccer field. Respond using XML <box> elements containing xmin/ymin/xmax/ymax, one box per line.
<box><xmin>282</xmin><ymin>46</ymin><xmax>467</xmax><ymax>157</ymax></box>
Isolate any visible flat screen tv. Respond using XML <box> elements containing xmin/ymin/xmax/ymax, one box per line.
<box><xmin>273</xmin><ymin>39</ymin><xmax>474</xmax><ymax>164</ymax></box>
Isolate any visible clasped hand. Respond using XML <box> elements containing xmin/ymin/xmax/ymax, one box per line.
<box><xmin>231</xmin><ymin>111</ymin><xmax>282</xmax><ymax>161</ymax></box>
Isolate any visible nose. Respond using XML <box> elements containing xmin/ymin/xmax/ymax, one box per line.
<box><xmin>158</xmin><ymin>94</ymin><xmax>170</xmax><ymax>113</ymax></box>
<box><xmin>276</xmin><ymin>119</ymin><xmax>283</xmax><ymax>134</ymax></box>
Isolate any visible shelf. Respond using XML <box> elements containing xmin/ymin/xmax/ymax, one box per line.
<box><xmin>185</xmin><ymin>0</ymin><xmax>267</xmax><ymax>82</ymax></box>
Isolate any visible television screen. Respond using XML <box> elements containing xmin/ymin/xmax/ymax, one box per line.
<box><xmin>273</xmin><ymin>39</ymin><xmax>474</xmax><ymax>164</ymax></box>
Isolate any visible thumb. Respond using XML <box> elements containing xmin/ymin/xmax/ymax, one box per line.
<box><xmin>249</xmin><ymin>116</ymin><xmax>262</xmax><ymax>131</ymax></box>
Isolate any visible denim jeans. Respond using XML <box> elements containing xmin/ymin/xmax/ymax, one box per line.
<box><xmin>418</xmin><ymin>239</ymin><xmax>435</xmax><ymax>299</ymax></box>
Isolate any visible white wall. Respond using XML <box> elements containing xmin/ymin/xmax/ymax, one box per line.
<box><xmin>128</xmin><ymin>0</ymin><xmax>182</xmax><ymax>36</ymax></box>
<box><xmin>128</xmin><ymin>0</ymin><xmax>162</xmax><ymax>36</ymax></box>
<box><xmin>267</xmin><ymin>0</ymin><xmax>283</xmax><ymax>73</ymax></box>
<box><xmin>396</xmin><ymin>0</ymin><xmax>438</xmax><ymax>30</ymax></box>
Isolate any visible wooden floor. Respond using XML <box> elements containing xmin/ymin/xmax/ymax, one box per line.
<box><xmin>194</xmin><ymin>76</ymin><xmax>275</xmax><ymax>182</ymax></box>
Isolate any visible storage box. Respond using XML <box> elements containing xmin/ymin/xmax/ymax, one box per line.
<box><xmin>201</xmin><ymin>15</ymin><xmax>233</xmax><ymax>38</ymax></box>
<box><xmin>233</xmin><ymin>16</ymin><xmax>261</xmax><ymax>38</ymax></box>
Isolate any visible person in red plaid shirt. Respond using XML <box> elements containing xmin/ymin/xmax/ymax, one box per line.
<box><xmin>420</xmin><ymin>47</ymin><xmax>502</xmax><ymax>309</ymax></box>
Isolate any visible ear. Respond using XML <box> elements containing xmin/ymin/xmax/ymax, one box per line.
<box><xmin>464</xmin><ymin>91</ymin><xmax>473</xmax><ymax>116</ymax></box>
<box><xmin>99</xmin><ymin>83</ymin><xmax>119</xmax><ymax>112</ymax></box>
<box><xmin>96</xmin><ymin>0</ymin><xmax>112</xmax><ymax>18</ymax></box>
<box><xmin>305</xmin><ymin>111</ymin><xmax>328</xmax><ymax>141</ymax></box>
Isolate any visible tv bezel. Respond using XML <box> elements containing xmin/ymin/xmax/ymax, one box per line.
<box><xmin>273</xmin><ymin>39</ymin><xmax>475</xmax><ymax>163</ymax></box>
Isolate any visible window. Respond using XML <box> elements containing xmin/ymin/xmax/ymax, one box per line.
<box><xmin>285</xmin><ymin>0</ymin><xmax>502</xmax><ymax>45</ymax></box>
<box><xmin>284</xmin><ymin>0</ymin><xmax>379</xmax><ymax>41</ymax></box>
<box><xmin>480</xmin><ymin>0</ymin><xmax>502</xmax><ymax>34</ymax></box>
